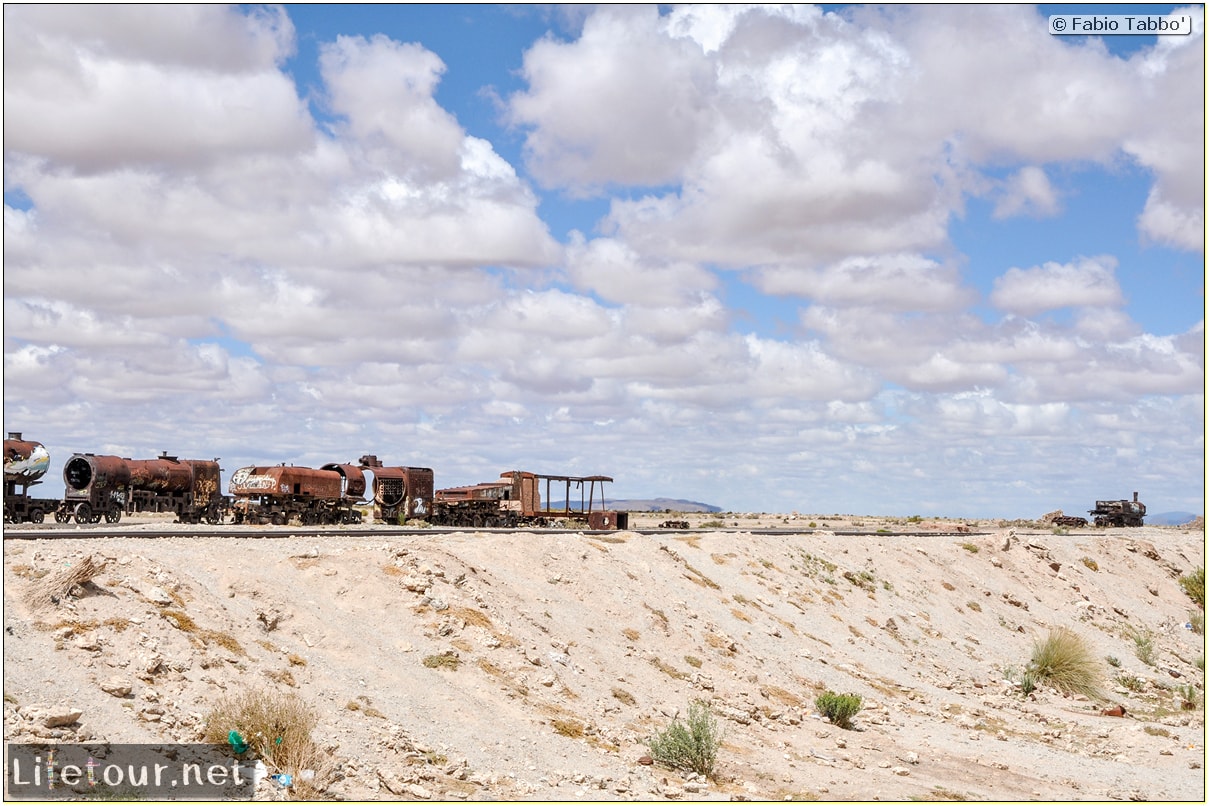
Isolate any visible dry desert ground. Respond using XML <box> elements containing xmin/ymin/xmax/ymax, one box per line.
<box><xmin>2</xmin><ymin>512</ymin><xmax>1205</xmax><ymax>801</ymax></box>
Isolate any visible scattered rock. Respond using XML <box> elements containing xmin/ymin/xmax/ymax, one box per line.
<box><xmin>99</xmin><ymin>677</ymin><xmax>133</xmax><ymax>697</ymax></box>
<box><xmin>22</xmin><ymin>705</ymin><xmax>83</xmax><ymax>728</ymax></box>
<box><xmin>144</xmin><ymin>586</ymin><xmax>175</xmax><ymax>606</ymax></box>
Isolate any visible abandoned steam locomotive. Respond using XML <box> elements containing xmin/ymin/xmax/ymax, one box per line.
<box><xmin>4</xmin><ymin>433</ymin><xmax>627</xmax><ymax>530</ymax></box>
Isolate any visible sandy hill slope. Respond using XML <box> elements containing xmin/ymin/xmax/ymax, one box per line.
<box><xmin>3</xmin><ymin>517</ymin><xmax>1204</xmax><ymax>801</ymax></box>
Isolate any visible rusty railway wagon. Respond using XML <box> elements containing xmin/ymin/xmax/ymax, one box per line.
<box><xmin>62</xmin><ymin>451</ymin><xmax>225</xmax><ymax>524</ymax></box>
<box><xmin>432</xmin><ymin>470</ymin><xmax>628</xmax><ymax>530</ymax></box>
<box><xmin>3</xmin><ymin>432</ymin><xmax>63</xmax><ymax>524</ymax></box>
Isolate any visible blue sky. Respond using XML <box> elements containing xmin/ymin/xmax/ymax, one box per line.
<box><xmin>3</xmin><ymin>4</ymin><xmax>1204</xmax><ymax>518</ymax></box>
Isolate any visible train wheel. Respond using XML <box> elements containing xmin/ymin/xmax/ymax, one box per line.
<box><xmin>74</xmin><ymin>503</ymin><xmax>93</xmax><ymax>524</ymax></box>
<box><xmin>204</xmin><ymin>505</ymin><xmax>221</xmax><ymax>525</ymax></box>
<box><xmin>54</xmin><ymin>508</ymin><xmax>69</xmax><ymax>524</ymax></box>
<box><xmin>105</xmin><ymin>507</ymin><xmax>122</xmax><ymax>524</ymax></box>
<box><xmin>271</xmin><ymin>512</ymin><xmax>286</xmax><ymax>526</ymax></box>
<box><xmin>29</xmin><ymin>508</ymin><xmax>45</xmax><ymax>524</ymax></box>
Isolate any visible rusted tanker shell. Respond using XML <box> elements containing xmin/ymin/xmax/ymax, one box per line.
<box><xmin>64</xmin><ymin>454</ymin><xmax>131</xmax><ymax>493</ymax></box>
<box><xmin>4</xmin><ymin>436</ymin><xmax>51</xmax><ymax>484</ymax></box>
<box><xmin>320</xmin><ymin>463</ymin><xmax>367</xmax><ymax>499</ymax></box>
<box><xmin>127</xmin><ymin>458</ymin><xmax>197</xmax><ymax>493</ymax></box>
<box><xmin>230</xmin><ymin>466</ymin><xmax>343</xmax><ymax>499</ymax></box>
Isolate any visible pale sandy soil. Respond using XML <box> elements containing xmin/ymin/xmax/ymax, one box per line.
<box><xmin>3</xmin><ymin>514</ymin><xmax>1204</xmax><ymax>802</ymax></box>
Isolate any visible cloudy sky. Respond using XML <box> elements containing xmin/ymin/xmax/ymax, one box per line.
<box><xmin>3</xmin><ymin>4</ymin><xmax>1204</xmax><ymax>518</ymax></box>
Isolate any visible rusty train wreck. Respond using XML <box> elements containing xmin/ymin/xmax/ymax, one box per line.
<box><xmin>7</xmin><ymin>434</ymin><xmax>629</xmax><ymax>529</ymax></box>
<box><xmin>62</xmin><ymin>452</ymin><xmax>225</xmax><ymax>524</ymax></box>
<box><xmin>3</xmin><ymin>433</ymin><xmax>59</xmax><ymax>524</ymax></box>
<box><xmin>431</xmin><ymin>471</ymin><xmax>628</xmax><ymax>530</ymax></box>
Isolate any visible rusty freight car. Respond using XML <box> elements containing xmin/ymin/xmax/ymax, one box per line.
<box><xmin>432</xmin><ymin>470</ymin><xmax>628</xmax><ymax>530</ymax></box>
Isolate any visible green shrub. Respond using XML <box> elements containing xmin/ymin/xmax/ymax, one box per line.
<box><xmin>815</xmin><ymin>691</ymin><xmax>863</xmax><ymax>729</ymax></box>
<box><xmin>1116</xmin><ymin>673</ymin><xmax>1145</xmax><ymax>692</ymax></box>
<box><xmin>1179</xmin><ymin>567</ymin><xmax>1205</xmax><ymax>610</ymax></box>
<box><xmin>1028</xmin><ymin>628</ymin><xmax>1103</xmax><ymax>700</ymax></box>
<box><xmin>646</xmin><ymin>699</ymin><xmax>722</xmax><ymax>778</ymax></box>
<box><xmin>1131</xmin><ymin>629</ymin><xmax>1156</xmax><ymax>667</ymax></box>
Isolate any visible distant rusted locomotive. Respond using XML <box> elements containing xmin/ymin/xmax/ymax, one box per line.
<box><xmin>431</xmin><ymin>471</ymin><xmax>628</xmax><ymax>530</ymax></box>
<box><xmin>1089</xmin><ymin>492</ymin><xmax>1146</xmax><ymax>528</ymax></box>
<box><xmin>62</xmin><ymin>452</ymin><xmax>225</xmax><ymax>524</ymax></box>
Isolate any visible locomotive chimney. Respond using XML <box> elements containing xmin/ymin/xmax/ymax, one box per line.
<box><xmin>8</xmin><ymin>432</ymin><xmax>21</xmax><ymax>440</ymax></box>
<box><xmin>1133</xmin><ymin>491</ymin><xmax>1138</xmax><ymax>503</ymax></box>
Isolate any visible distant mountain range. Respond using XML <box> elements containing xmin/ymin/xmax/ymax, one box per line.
<box><xmin>551</xmin><ymin>497</ymin><xmax>721</xmax><ymax>513</ymax></box>
<box><xmin>1146</xmin><ymin>511</ymin><xmax>1201</xmax><ymax>526</ymax></box>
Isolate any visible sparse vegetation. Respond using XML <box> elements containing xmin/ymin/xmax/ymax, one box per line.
<box><xmin>1176</xmin><ymin>684</ymin><xmax>1201</xmax><ymax>710</ymax></box>
<box><xmin>1190</xmin><ymin>610</ymin><xmax>1205</xmax><ymax>635</ymax></box>
<box><xmin>423</xmin><ymin>652</ymin><xmax>461</xmax><ymax>670</ymax></box>
<box><xmin>960</xmin><ymin>542</ymin><xmax>979</xmax><ymax>554</ymax></box>
<box><xmin>1131</xmin><ymin>629</ymin><xmax>1156</xmax><ymax>667</ymax></box>
<box><xmin>1105</xmin><ymin>655</ymin><xmax>1121</xmax><ymax>668</ymax></box>
<box><xmin>1179</xmin><ymin>566</ymin><xmax>1205</xmax><ymax>610</ymax></box>
<box><xmin>552</xmin><ymin>718</ymin><xmax>585</xmax><ymax>738</ymax></box>
<box><xmin>1080</xmin><ymin>557</ymin><xmax>1099</xmax><ymax>572</ymax></box>
<box><xmin>612</xmin><ymin>687</ymin><xmax>637</xmax><ymax>707</ymax></box>
<box><xmin>646</xmin><ymin>699</ymin><xmax>722</xmax><ymax>778</ymax></box>
<box><xmin>1027</xmin><ymin>628</ymin><xmax>1103</xmax><ymax>700</ymax></box>
<box><xmin>1116</xmin><ymin>673</ymin><xmax>1145</xmax><ymax>692</ymax></box>
<box><xmin>815</xmin><ymin>691</ymin><xmax>863</xmax><ymax>729</ymax></box>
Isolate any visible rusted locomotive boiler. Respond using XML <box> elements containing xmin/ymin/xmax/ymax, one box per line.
<box><xmin>228</xmin><ymin>463</ymin><xmax>367</xmax><ymax>525</ymax></box>
<box><xmin>3</xmin><ymin>432</ymin><xmax>63</xmax><ymax>524</ymax></box>
<box><xmin>358</xmin><ymin>456</ymin><xmax>434</xmax><ymax>523</ymax></box>
<box><xmin>431</xmin><ymin>471</ymin><xmax>628</xmax><ymax>530</ymax></box>
<box><xmin>63</xmin><ymin>452</ymin><xmax>224</xmax><ymax>524</ymax></box>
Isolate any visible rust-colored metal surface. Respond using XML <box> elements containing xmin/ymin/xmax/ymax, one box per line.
<box><xmin>128</xmin><ymin>455</ymin><xmax>203</xmax><ymax>494</ymax></box>
<box><xmin>361</xmin><ymin>463</ymin><xmax>435</xmax><ymax>522</ymax></box>
<box><xmin>320</xmin><ymin>463</ymin><xmax>367</xmax><ymax>500</ymax></box>
<box><xmin>229</xmin><ymin>465</ymin><xmax>344</xmax><ymax>499</ymax></box>
<box><xmin>4</xmin><ymin>433</ymin><xmax>51</xmax><ymax>485</ymax></box>
<box><xmin>64</xmin><ymin>454</ymin><xmax>132</xmax><ymax>495</ymax></box>
<box><xmin>433</xmin><ymin>469</ymin><xmax>627</xmax><ymax>528</ymax></box>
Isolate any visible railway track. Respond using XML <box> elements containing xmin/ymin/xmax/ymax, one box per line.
<box><xmin>2</xmin><ymin>525</ymin><xmax>992</xmax><ymax>540</ymax></box>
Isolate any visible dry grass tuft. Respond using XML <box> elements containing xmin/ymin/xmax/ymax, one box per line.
<box><xmin>25</xmin><ymin>554</ymin><xmax>106</xmax><ymax>609</ymax></box>
<box><xmin>1028</xmin><ymin>628</ymin><xmax>1104</xmax><ymax>700</ymax></box>
<box><xmin>202</xmin><ymin>687</ymin><xmax>331</xmax><ymax>799</ymax></box>
<box><xmin>423</xmin><ymin>652</ymin><xmax>461</xmax><ymax>670</ymax></box>
<box><xmin>552</xmin><ymin>718</ymin><xmax>585</xmax><ymax>738</ymax></box>
<box><xmin>612</xmin><ymin>687</ymin><xmax>637</xmax><ymax>706</ymax></box>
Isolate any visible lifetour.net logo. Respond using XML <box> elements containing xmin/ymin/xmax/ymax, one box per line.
<box><xmin>6</xmin><ymin>743</ymin><xmax>256</xmax><ymax>800</ymax></box>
